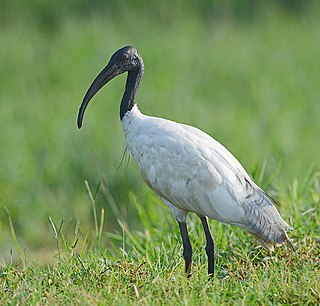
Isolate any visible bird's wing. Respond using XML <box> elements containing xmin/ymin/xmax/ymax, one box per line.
<box><xmin>180</xmin><ymin>123</ymin><xmax>291</xmax><ymax>248</ymax></box>
<box><xmin>126</xmin><ymin>116</ymin><xmax>246</xmax><ymax>219</ymax></box>
<box><xmin>124</xmin><ymin>112</ymin><xmax>290</xmax><ymax>248</ymax></box>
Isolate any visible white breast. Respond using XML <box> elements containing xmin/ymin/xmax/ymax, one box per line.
<box><xmin>122</xmin><ymin>106</ymin><xmax>250</xmax><ymax>222</ymax></box>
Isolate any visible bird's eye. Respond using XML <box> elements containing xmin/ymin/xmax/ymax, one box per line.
<box><xmin>122</xmin><ymin>54</ymin><xmax>129</xmax><ymax>61</ymax></box>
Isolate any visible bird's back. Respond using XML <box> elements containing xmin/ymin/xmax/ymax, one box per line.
<box><xmin>122</xmin><ymin>106</ymin><xmax>290</xmax><ymax>250</ymax></box>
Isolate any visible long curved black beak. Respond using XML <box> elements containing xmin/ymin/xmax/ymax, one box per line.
<box><xmin>77</xmin><ymin>63</ymin><xmax>119</xmax><ymax>128</ymax></box>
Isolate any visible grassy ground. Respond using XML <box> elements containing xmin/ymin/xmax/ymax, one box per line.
<box><xmin>1</xmin><ymin>177</ymin><xmax>319</xmax><ymax>304</ymax></box>
<box><xmin>0</xmin><ymin>2</ymin><xmax>319</xmax><ymax>304</ymax></box>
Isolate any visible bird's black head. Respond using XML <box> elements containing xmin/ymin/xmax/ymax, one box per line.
<box><xmin>109</xmin><ymin>46</ymin><xmax>143</xmax><ymax>74</ymax></box>
<box><xmin>77</xmin><ymin>46</ymin><xmax>144</xmax><ymax>128</ymax></box>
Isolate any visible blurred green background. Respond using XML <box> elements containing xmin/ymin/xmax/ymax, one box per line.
<box><xmin>1</xmin><ymin>0</ymin><xmax>319</xmax><ymax>261</ymax></box>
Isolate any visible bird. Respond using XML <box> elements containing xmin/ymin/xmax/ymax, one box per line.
<box><xmin>77</xmin><ymin>46</ymin><xmax>292</xmax><ymax>277</ymax></box>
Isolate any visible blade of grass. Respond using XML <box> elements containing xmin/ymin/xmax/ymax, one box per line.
<box><xmin>85</xmin><ymin>180</ymin><xmax>99</xmax><ymax>241</ymax></box>
<box><xmin>4</xmin><ymin>207</ymin><xmax>23</xmax><ymax>258</ymax></box>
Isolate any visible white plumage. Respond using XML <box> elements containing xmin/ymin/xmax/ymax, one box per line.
<box><xmin>122</xmin><ymin>105</ymin><xmax>290</xmax><ymax>249</ymax></box>
<box><xmin>78</xmin><ymin>46</ymin><xmax>291</xmax><ymax>276</ymax></box>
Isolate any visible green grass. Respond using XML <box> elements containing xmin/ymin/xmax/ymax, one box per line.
<box><xmin>1</xmin><ymin>2</ymin><xmax>320</xmax><ymax>304</ymax></box>
<box><xmin>1</xmin><ymin>175</ymin><xmax>319</xmax><ymax>304</ymax></box>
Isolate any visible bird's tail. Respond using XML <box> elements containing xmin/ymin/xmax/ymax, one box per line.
<box><xmin>249</xmin><ymin>227</ymin><xmax>294</xmax><ymax>251</ymax></box>
<box><xmin>241</xmin><ymin>190</ymin><xmax>294</xmax><ymax>251</ymax></box>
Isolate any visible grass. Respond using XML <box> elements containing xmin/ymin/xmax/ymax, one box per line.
<box><xmin>1</xmin><ymin>174</ymin><xmax>319</xmax><ymax>304</ymax></box>
<box><xmin>1</xmin><ymin>2</ymin><xmax>320</xmax><ymax>304</ymax></box>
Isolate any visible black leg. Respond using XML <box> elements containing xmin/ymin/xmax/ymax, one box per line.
<box><xmin>178</xmin><ymin>221</ymin><xmax>192</xmax><ymax>277</ymax></box>
<box><xmin>199</xmin><ymin>216</ymin><xmax>215</xmax><ymax>276</ymax></box>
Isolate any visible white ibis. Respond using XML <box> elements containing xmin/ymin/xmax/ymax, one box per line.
<box><xmin>77</xmin><ymin>46</ymin><xmax>291</xmax><ymax>277</ymax></box>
